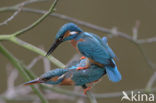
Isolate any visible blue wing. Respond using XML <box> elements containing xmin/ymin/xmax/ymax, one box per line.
<box><xmin>87</xmin><ymin>33</ymin><xmax>117</xmax><ymax>59</ymax></box>
<box><xmin>101</xmin><ymin>37</ymin><xmax>117</xmax><ymax>59</ymax></box>
<box><xmin>105</xmin><ymin>59</ymin><xmax>121</xmax><ymax>82</ymax></box>
<box><xmin>77</xmin><ymin>33</ymin><xmax>112</xmax><ymax>65</ymax></box>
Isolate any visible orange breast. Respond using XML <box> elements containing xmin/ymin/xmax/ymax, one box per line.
<box><xmin>50</xmin><ymin>76</ymin><xmax>59</xmax><ymax>82</ymax></box>
<box><xmin>70</xmin><ymin>40</ymin><xmax>79</xmax><ymax>52</ymax></box>
<box><xmin>60</xmin><ymin>78</ymin><xmax>75</xmax><ymax>85</ymax></box>
<box><xmin>70</xmin><ymin>39</ymin><xmax>85</xmax><ymax>53</ymax></box>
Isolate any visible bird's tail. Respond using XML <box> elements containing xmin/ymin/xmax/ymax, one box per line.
<box><xmin>105</xmin><ymin>59</ymin><xmax>122</xmax><ymax>82</ymax></box>
<box><xmin>24</xmin><ymin>78</ymin><xmax>43</xmax><ymax>86</ymax></box>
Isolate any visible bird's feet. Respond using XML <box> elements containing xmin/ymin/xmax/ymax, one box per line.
<box><xmin>80</xmin><ymin>56</ymin><xmax>86</xmax><ymax>60</ymax></box>
<box><xmin>76</xmin><ymin>66</ymin><xmax>88</xmax><ymax>70</ymax></box>
<box><xmin>84</xmin><ymin>87</ymin><xmax>91</xmax><ymax>95</ymax></box>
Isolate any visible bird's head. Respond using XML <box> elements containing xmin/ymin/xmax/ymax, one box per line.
<box><xmin>46</xmin><ymin>23</ymin><xmax>83</xmax><ymax>56</ymax></box>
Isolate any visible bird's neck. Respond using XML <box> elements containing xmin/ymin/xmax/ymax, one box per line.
<box><xmin>70</xmin><ymin>33</ymin><xmax>83</xmax><ymax>48</ymax></box>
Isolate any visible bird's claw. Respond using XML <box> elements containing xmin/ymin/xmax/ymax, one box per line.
<box><xmin>76</xmin><ymin>66</ymin><xmax>88</xmax><ymax>70</ymax></box>
<box><xmin>80</xmin><ymin>56</ymin><xmax>86</xmax><ymax>60</ymax></box>
<box><xmin>84</xmin><ymin>87</ymin><xmax>91</xmax><ymax>95</ymax></box>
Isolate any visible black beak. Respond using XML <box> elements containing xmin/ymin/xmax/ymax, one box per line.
<box><xmin>46</xmin><ymin>39</ymin><xmax>63</xmax><ymax>56</ymax></box>
<box><xmin>24</xmin><ymin>78</ymin><xmax>43</xmax><ymax>86</ymax></box>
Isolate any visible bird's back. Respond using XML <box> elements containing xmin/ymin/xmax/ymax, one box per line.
<box><xmin>77</xmin><ymin>32</ymin><xmax>114</xmax><ymax>65</ymax></box>
<box><xmin>65</xmin><ymin>64</ymin><xmax>106</xmax><ymax>85</ymax></box>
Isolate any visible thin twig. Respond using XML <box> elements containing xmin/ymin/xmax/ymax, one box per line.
<box><xmin>0</xmin><ymin>0</ymin><xmax>48</xmax><ymax>26</ymax></box>
<box><xmin>132</xmin><ymin>20</ymin><xmax>140</xmax><ymax>40</ymax></box>
<box><xmin>15</xmin><ymin>0</ymin><xmax>49</xmax><ymax>7</ymax></box>
<box><xmin>42</xmin><ymin>56</ymin><xmax>51</xmax><ymax>72</ymax></box>
<box><xmin>5</xmin><ymin>65</ymin><xmax>18</xmax><ymax>99</ymax></box>
<box><xmin>137</xmin><ymin>37</ymin><xmax>156</xmax><ymax>44</ymax></box>
<box><xmin>27</xmin><ymin>56</ymin><xmax>42</xmax><ymax>69</ymax></box>
<box><xmin>134</xmin><ymin>44</ymin><xmax>155</xmax><ymax>70</ymax></box>
<box><xmin>146</xmin><ymin>72</ymin><xmax>156</xmax><ymax>90</ymax></box>
<box><xmin>86</xmin><ymin>91</ymin><xmax>97</xmax><ymax>103</ymax></box>
<box><xmin>0</xmin><ymin>3</ymin><xmax>23</xmax><ymax>26</ymax></box>
<box><xmin>12</xmin><ymin>0</ymin><xmax>59</xmax><ymax>37</ymax></box>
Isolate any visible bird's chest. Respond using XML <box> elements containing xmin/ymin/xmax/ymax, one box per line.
<box><xmin>70</xmin><ymin>39</ymin><xmax>84</xmax><ymax>52</ymax></box>
<box><xmin>70</xmin><ymin>40</ymin><xmax>78</xmax><ymax>48</ymax></box>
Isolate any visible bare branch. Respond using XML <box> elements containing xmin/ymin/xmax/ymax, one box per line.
<box><xmin>0</xmin><ymin>0</ymin><xmax>48</xmax><ymax>26</ymax></box>
<box><xmin>15</xmin><ymin>0</ymin><xmax>49</xmax><ymax>7</ymax></box>
<box><xmin>0</xmin><ymin>3</ymin><xmax>23</xmax><ymax>26</ymax></box>
<box><xmin>43</xmin><ymin>57</ymin><xmax>51</xmax><ymax>72</ymax></box>
<box><xmin>137</xmin><ymin>37</ymin><xmax>156</xmax><ymax>44</ymax></box>
<box><xmin>27</xmin><ymin>56</ymin><xmax>42</xmax><ymax>70</ymax></box>
<box><xmin>146</xmin><ymin>72</ymin><xmax>156</xmax><ymax>89</ymax></box>
<box><xmin>5</xmin><ymin>64</ymin><xmax>18</xmax><ymax>99</ymax></box>
<box><xmin>132</xmin><ymin>20</ymin><xmax>140</xmax><ymax>40</ymax></box>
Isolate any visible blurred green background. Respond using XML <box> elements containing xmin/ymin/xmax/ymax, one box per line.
<box><xmin>0</xmin><ymin>0</ymin><xmax>156</xmax><ymax>103</ymax></box>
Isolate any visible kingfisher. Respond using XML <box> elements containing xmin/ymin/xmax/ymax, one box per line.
<box><xmin>46</xmin><ymin>23</ymin><xmax>121</xmax><ymax>82</ymax></box>
<box><xmin>24</xmin><ymin>58</ymin><xmax>106</xmax><ymax>94</ymax></box>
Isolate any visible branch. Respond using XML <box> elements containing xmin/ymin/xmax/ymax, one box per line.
<box><xmin>146</xmin><ymin>72</ymin><xmax>156</xmax><ymax>90</ymax></box>
<box><xmin>9</xmin><ymin>36</ymin><xmax>65</xmax><ymax>68</ymax></box>
<box><xmin>0</xmin><ymin>0</ymin><xmax>48</xmax><ymax>26</ymax></box>
<box><xmin>0</xmin><ymin>3</ymin><xmax>23</xmax><ymax>26</ymax></box>
<box><xmin>12</xmin><ymin>0</ymin><xmax>59</xmax><ymax>37</ymax></box>
<box><xmin>137</xmin><ymin>37</ymin><xmax>156</xmax><ymax>44</ymax></box>
<box><xmin>134</xmin><ymin>43</ymin><xmax>155</xmax><ymax>70</ymax></box>
<box><xmin>27</xmin><ymin>56</ymin><xmax>42</xmax><ymax>69</ymax></box>
<box><xmin>0</xmin><ymin>44</ymin><xmax>48</xmax><ymax>103</ymax></box>
<box><xmin>86</xmin><ymin>91</ymin><xmax>97</xmax><ymax>103</ymax></box>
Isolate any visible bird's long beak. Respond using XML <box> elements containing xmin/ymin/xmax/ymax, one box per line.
<box><xmin>24</xmin><ymin>78</ymin><xmax>43</xmax><ymax>86</ymax></box>
<box><xmin>46</xmin><ymin>39</ymin><xmax>63</xmax><ymax>56</ymax></box>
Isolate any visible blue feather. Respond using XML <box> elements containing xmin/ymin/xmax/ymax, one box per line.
<box><xmin>105</xmin><ymin>59</ymin><xmax>121</xmax><ymax>82</ymax></box>
<box><xmin>101</xmin><ymin>37</ymin><xmax>118</xmax><ymax>59</ymax></box>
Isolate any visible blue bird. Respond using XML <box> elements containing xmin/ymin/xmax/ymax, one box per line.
<box><xmin>46</xmin><ymin>23</ymin><xmax>116</xmax><ymax>67</ymax></box>
<box><xmin>24</xmin><ymin>58</ymin><xmax>106</xmax><ymax>94</ymax></box>
<box><xmin>46</xmin><ymin>23</ymin><xmax>121</xmax><ymax>82</ymax></box>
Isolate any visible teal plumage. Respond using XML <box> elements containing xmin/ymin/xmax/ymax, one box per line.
<box><xmin>76</xmin><ymin>32</ymin><xmax>114</xmax><ymax>66</ymax></box>
<box><xmin>24</xmin><ymin>58</ymin><xmax>106</xmax><ymax>86</ymax></box>
<box><xmin>65</xmin><ymin>64</ymin><xmax>105</xmax><ymax>85</ymax></box>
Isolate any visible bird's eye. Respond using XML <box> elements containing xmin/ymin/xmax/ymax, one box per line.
<box><xmin>70</xmin><ymin>31</ymin><xmax>78</xmax><ymax>35</ymax></box>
